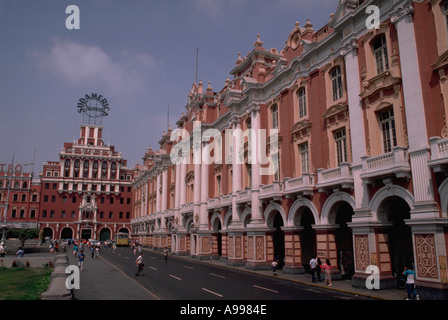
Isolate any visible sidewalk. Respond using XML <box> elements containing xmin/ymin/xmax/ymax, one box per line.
<box><xmin>65</xmin><ymin>249</ymin><xmax>160</xmax><ymax>300</ymax></box>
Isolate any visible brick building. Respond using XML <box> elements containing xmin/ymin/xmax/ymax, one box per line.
<box><xmin>0</xmin><ymin>166</ymin><xmax>40</xmax><ymax>236</ymax></box>
<box><xmin>39</xmin><ymin>123</ymin><xmax>134</xmax><ymax>241</ymax></box>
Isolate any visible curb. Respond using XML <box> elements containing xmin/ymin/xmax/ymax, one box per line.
<box><xmin>41</xmin><ymin>254</ymin><xmax>73</xmax><ymax>300</ymax></box>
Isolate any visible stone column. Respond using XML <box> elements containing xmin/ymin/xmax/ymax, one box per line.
<box><xmin>227</xmin><ymin>116</ymin><xmax>245</xmax><ymax>266</ymax></box>
<box><xmin>248</xmin><ymin>104</ymin><xmax>263</xmax><ymax>226</ymax></box>
<box><xmin>156</xmin><ymin>171</ymin><xmax>161</xmax><ymax>213</ymax></box>
<box><xmin>392</xmin><ymin>4</ymin><xmax>438</xmax><ymax>218</ymax></box>
<box><xmin>230</xmin><ymin>116</ymin><xmax>242</xmax><ymax>228</ymax></box>
<box><xmin>193</xmin><ymin>142</ymin><xmax>201</xmax><ymax>228</ymax></box>
<box><xmin>199</xmin><ymin>141</ymin><xmax>209</xmax><ymax>231</ymax></box>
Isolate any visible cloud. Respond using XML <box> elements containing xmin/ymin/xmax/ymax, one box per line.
<box><xmin>31</xmin><ymin>39</ymin><xmax>158</xmax><ymax>95</ymax></box>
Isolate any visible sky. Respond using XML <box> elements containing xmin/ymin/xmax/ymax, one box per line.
<box><xmin>0</xmin><ymin>0</ymin><xmax>338</xmax><ymax>176</ymax></box>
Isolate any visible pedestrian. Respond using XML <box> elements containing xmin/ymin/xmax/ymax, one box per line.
<box><xmin>403</xmin><ymin>266</ymin><xmax>420</xmax><ymax>300</ymax></box>
<box><xmin>94</xmin><ymin>246</ymin><xmax>100</xmax><ymax>259</ymax></box>
<box><xmin>309</xmin><ymin>255</ymin><xmax>317</xmax><ymax>283</ymax></box>
<box><xmin>90</xmin><ymin>246</ymin><xmax>95</xmax><ymax>259</ymax></box>
<box><xmin>135</xmin><ymin>252</ymin><xmax>144</xmax><ymax>276</ymax></box>
<box><xmin>78</xmin><ymin>250</ymin><xmax>85</xmax><ymax>271</ymax></box>
<box><xmin>164</xmin><ymin>247</ymin><xmax>168</xmax><ymax>263</ymax></box>
<box><xmin>16</xmin><ymin>247</ymin><xmax>24</xmax><ymax>258</ymax></box>
<box><xmin>271</xmin><ymin>260</ymin><xmax>279</xmax><ymax>276</ymax></box>
<box><xmin>321</xmin><ymin>259</ymin><xmax>333</xmax><ymax>286</ymax></box>
<box><xmin>73</xmin><ymin>244</ymin><xmax>78</xmax><ymax>257</ymax></box>
<box><xmin>316</xmin><ymin>257</ymin><xmax>322</xmax><ymax>282</ymax></box>
<box><xmin>0</xmin><ymin>243</ymin><xmax>5</xmax><ymax>257</ymax></box>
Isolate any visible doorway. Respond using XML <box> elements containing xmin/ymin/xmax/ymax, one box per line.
<box><xmin>273</xmin><ymin>211</ymin><xmax>285</xmax><ymax>269</ymax></box>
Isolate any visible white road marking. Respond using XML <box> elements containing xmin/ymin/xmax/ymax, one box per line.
<box><xmin>202</xmin><ymin>288</ymin><xmax>223</xmax><ymax>298</ymax></box>
<box><xmin>210</xmin><ymin>273</ymin><xmax>226</xmax><ymax>279</ymax></box>
<box><xmin>169</xmin><ymin>274</ymin><xmax>182</xmax><ymax>281</ymax></box>
<box><xmin>253</xmin><ymin>285</ymin><xmax>279</xmax><ymax>294</ymax></box>
<box><xmin>183</xmin><ymin>265</ymin><xmax>194</xmax><ymax>270</ymax></box>
<box><xmin>125</xmin><ymin>256</ymin><xmax>130</xmax><ymax>260</ymax></box>
<box><xmin>149</xmin><ymin>266</ymin><xmax>158</xmax><ymax>271</ymax></box>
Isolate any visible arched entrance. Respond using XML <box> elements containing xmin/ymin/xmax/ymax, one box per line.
<box><xmin>212</xmin><ymin>217</ymin><xmax>222</xmax><ymax>257</ymax></box>
<box><xmin>381</xmin><ymin>196</ymin><xmax>414</xmax><ymax>275</ymax></box>
<box><xmin>100</xmin><ymin>228</ymin><xmax>111</xmax><ymax>241</ymax></box>
<box><xmin>61</xmin><ymin>227</ymin><xmax>73</xmax><ymax>240</ymax></box>
<box><xmin>272</xmin><ymin>212</ymin><xmax>285</xmax><ymax>269</ymax></box>
<box><xmin>42</xmin><ymin>227</ymin><xmax>53</xmax><ymax>241</ymax></box>
<box><xmin>334</xmin><ymin>202</ymin><xmax>355</xmax><ymax>279</ymax></box>
<box><xmin>300</xmin><ymin>208</ymin><xmax>316</xmax><ymax>273</ymax></box>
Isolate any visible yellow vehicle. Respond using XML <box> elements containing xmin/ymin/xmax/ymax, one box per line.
<box><xmin>115</xmin><ymin>232</ymin><xmax>130</xmax><ymax>246</ymax></box>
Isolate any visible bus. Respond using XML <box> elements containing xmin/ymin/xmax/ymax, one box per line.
<box><xmin>115</xmin><ymin>232</ymin><xmax>130</xmax><ymax>246</ymax></box>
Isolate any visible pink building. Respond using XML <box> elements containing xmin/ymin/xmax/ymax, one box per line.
<box><xmin>132</xmin><ymin>0</ymin><xmax>448</xmax><ymax>299</ymax></box>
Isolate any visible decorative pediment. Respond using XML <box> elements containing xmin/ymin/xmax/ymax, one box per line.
<box><xmin>322</xmin><ymin>101</ymin><xmax>348</xmax><ymax>120</ymax></box>
<box><xmin>322</xmin><ymin>102</ymin><xmax>349</xmax><ymax>128</ymax></box>
<box><xmin>431</xmin><ymin>49</ymin><xmax>448</xmax><ymax>79</ymax></box>
<box><xmin>291</xmin><ymin>119</ymin><xmax>312</xmax><ymax>142</ymax></box>
<box><xmin>360</xmin><ymin>70</ymin><xmax>402</xmax><ymax>101</ymax></box>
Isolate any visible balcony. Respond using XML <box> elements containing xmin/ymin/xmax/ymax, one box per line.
<box><xmin>284</xmin><ymin>173</ymin><xmax>315</xmax><ymax>197</ymax></box>
<box><xmin>219</xmin><ymin>194</ymin><xmax>232</xmax><ymax>207</ymax></box>
<box><xmin>259</xmin><ymin>181</ymin><xmax>283</xmax><ymax>201</ymax></box>
<box><xmin>360</xmin><ymin>146</ymin><xmax>411</xmax><ymax>183</ymax></box>
<box><xmin>206</xmin><ymin>197</ymin><xmax>220</xmax><ymax>210</ymax></box>
<box><xmin>180</xmin><ymin>202</ymin><xmax>194</xmax><ymax>215</ymax></box>
<box><xmin>236</xmin><ymin>189</ymin><xmax>251</xmax><ymax>205</ymax></box>
<box><xmin>316</xmin><ymin>163</ymin><xmax>354</xmax><ymax>192</ymax></box>
<box><xmin>429</xmin><ymin>136</ymin><xmax>448</xmax><ymax>172</ymax></box>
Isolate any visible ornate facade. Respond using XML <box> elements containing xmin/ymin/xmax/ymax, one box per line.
<box><xmin>131</xmin><ymin>0</ymin><xmax>448</xmax><ymax>298</ymax></box>
<box><xmin>39</xmin><ymin>124</ymin><xmax>134</xmax><ymax>241</ymax></box>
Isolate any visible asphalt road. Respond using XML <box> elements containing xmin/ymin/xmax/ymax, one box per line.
<box><xmin>99</xmin><ymin>247</ymin><xmax>372</xmax><ymax>301</ymax></box>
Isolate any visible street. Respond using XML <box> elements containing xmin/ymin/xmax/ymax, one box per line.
<box><xmin>92</xmin><ymin>247</ymin><xmax>372</xmax><ymax>301</ymax></box>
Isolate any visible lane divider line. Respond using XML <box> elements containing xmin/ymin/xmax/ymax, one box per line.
<box><xmin>202</xmin><ymin>288</ymin><xmax>223</xmax><ymax>298</ymax></box>
<box><xmin>253</xmin><ymin>285</ymin><xmax>279</xmax><ymax>294</ymax></box>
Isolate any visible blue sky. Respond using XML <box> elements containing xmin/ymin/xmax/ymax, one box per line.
<box><xmin>0</xmin><ymin>0</ymin><xmax>337</xmax><ymax>175</ymax></box>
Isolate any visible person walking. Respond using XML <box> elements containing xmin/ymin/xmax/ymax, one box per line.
<box><xmin>73</xmin><ymin>244</ymin><xmax>78</xmax><ymax>257</ymax></box>
<box><xmin>309</xmin><ymin>255</ymin><xmax>317</xmax><ymax>283</ymax></box>
<box><xmin>403</xmin><ymin>266</ymin><xmax>420</xmax><ymax>300</ymax></box>
<box><xmin>90</xmin><ymin>246</ymin><xmax>95</xmax><ymax>259</ymax></box>
<box><xmin>316</xmin><ymin>257</ymin><xmax>322</xmax><ymax>282</ymax></box>
<box><xmin>163</xmin><ymin>247</ymin><xmax>169</xmax><ymax>263</ymax></box>
<box><xmin>78</xmin><ymin>250</ymin><xmax>85</xmax><ymax>271</ymax></box>
<box><xmin>271</xmin><ymin>260</ymin><xmax>279</xmax><ymax>276</ymax></box>
<box><xmin>135</xmin><ymin>252</ymin><xmax>144</xmax><ymax>276</ymax></box>
<box><xmin>0</xmin><ymin>243</ymin><xmax>5</xmax><ymax>257</ymax></box>
<box><xmin>321</xmin><ymin>259</ymin><xmax>333</xmax><ymax>286</ymax></box>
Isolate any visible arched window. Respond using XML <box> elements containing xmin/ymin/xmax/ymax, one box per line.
<box><xmin>373</xmin><ymin>35</ymin><xmax>389</xmax><ymax>74</ymax></box>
